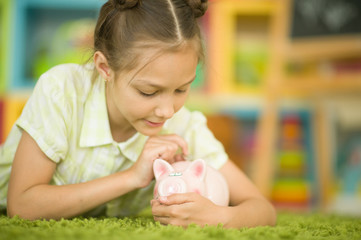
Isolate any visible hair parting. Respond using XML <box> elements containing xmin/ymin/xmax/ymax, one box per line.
<box><xmin>92</xmin><ymin>0</ymin><xmax>208</xmax><ymax>83</ymax></box>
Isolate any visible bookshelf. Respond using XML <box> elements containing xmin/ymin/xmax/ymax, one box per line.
<box><xmin>0</xmin><ymin>0</ymin><xmax>103</xmax><ymax>143</ymax></box>
<box><xmin>0</xmin><ymin>0</ymin><xmax>13</xmax><ymax>94</ymax></box>
<box><xmin>207</xmin><ymin>0</ymin><xmax>361</xmax><ymax>209</ymax></box>
<box><xmin>271</xmin><ymin>111</ymin><xmax>317</xmax><ymax>210</ymax></box>
<box><xmin>11</xmin><ymin>0</ymin><xmax>103</xmax><ymax>90</ymax></box>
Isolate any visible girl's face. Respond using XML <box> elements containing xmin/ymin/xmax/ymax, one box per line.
<box><xmin>106</xmin><ymin>46</ymin><xmax>198</xmax><ymax>138</ymax></box>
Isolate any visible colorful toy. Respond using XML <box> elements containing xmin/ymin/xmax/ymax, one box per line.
<box><xmin>153</xmin><ymin>159</ymin><xmax>229</xmax><ymax>206</ymax></box>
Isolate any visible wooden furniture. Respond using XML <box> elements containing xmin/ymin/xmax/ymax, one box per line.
<box><xmin>207</xmin><ymin>0</ymin><xmax>361</xmax><ymax>208</ymax></box>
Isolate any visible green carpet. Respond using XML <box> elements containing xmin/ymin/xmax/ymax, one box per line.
<box><xmin>1</xmin><ymin>211</ymin><xmax>360</xmax><ymax>240</ymax></box>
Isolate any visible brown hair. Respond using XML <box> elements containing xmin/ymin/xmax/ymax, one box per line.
<box><xmin>93</xmin><ymin>0</ymin><xmax>208</xmax><ymax>76</ymax></box>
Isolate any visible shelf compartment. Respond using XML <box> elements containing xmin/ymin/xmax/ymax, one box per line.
<box><xmin>208</xmin><ymin>0</ymin><xmax>278</xmax><ymax>95</ymax></box>
<box><xmin>11</xmin><ymin>0</ymin><xmax>103</xmax><ymax>90</ymax></box>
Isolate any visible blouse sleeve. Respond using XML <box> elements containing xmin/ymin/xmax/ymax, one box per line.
<box><xmin>15</xmin><ymin>70</ymin><xmax>71</xmax><ymax>163</ymax></box>
<box><xmin>166</xmin><ymin>107</ymin><xmax>229</xmax><ymax>170</ymax></box>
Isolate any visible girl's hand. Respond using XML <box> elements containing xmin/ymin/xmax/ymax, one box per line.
<box><xmin>151</xmin><ymin>193</ymin><xmax>226</xmax><ymax>227</ymax></box>
<box><xmin>129</xmin><ymin>134</ymin><xmax>188</xmax><ymax>188</ymax></box>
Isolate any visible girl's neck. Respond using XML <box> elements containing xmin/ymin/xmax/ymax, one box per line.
<box><xmin>105</xmin><ymin>85</ymin><xmax>137</xmax><ymax>143</ymax></box>
<box><xmin>110</xmin><ymin>126</ymin><xmax>137</xmax><ymax>143</ymax></box>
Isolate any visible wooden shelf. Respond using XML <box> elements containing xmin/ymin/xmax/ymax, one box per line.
<box><xmin>281</xmin><ymin>73</ymin><xmax>361</xmax><ymax>95</ymax></box>
<box><xmin>210</xmin><ymin>0</ymin><xmax>277</xmax><ymax>15</ymax></box>
<box><xmin>286</xmin><ymin>35</ymin><xmax>361</xmax><ymax>62</ymax></box>
<box><xmin>186</xmin><ymin>92</ymin><xmax>264</xmax><ymax>114</ymax></box>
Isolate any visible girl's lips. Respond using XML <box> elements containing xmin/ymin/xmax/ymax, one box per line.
<box><xmin>144</xmin><ymin>120</ymin><xmax>165</xmax><ymax>127</ymax></box>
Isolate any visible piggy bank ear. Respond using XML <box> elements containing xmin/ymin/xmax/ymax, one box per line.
<box><xmin>187</xmin><ymin>159</ymin><xmax>206</xmax><ymax>180</ymax></box>
<box><xmin>153</xmin><ymin>159</ymin><xmax>174</xmax><ymax>180</ymax></box>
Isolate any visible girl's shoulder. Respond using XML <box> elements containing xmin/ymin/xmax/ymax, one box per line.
<box><xmin>35</xmin><ymin>63</ymin><xmax>95</xmax><ymax>100</ymax></box>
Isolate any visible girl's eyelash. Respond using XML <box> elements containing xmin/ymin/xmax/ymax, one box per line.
<box><xmin>139</xmin><ymin>91</ymin><xmax>157</xmax><ymax>97</ymax></box>
<box><xmin>175</xmin><ymin>89</ymin><xmax>187</xmax><ymax>93</ymax></box>
<box><xmin>138</xmin><ymin>89</ymin><xmax>187</xmax><ymax>97</ymax></box>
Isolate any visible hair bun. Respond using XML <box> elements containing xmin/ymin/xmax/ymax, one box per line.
<box><xmin>111</xmin><ymin>0</ymin><xmax>139</xmax><ymax>10</ymax></box>
<box><xmin>186</xmin><ymin>0</ymin><xmax>208</xmax><ymax>18</ymax></box>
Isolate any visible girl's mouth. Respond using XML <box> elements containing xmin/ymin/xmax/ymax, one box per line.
<box><xmin>144</xmin><ymin>120</ymin><xmax>165</xmax><ymax>127</ymax></box>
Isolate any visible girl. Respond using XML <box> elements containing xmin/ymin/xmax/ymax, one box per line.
<box><xmin>0</xmin><ymin>0</ymin><xmax>276</xmax><ymax>228</ymax></box>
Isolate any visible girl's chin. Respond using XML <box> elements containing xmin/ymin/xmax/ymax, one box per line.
<box><xmin>138</xmin><ymin>129</ymin><xmax>162</xmax><ymax>137</ymax></box>
<box><xmin>135</xmin><ymin>124</ymin><xmax>163</xmax><ymax>136</ymax></box>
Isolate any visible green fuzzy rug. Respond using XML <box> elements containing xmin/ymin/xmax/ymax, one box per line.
<box><xmin>1</xmin><ymin>211</ymin><xmax>360</xmax><ymax>240</ymax></box>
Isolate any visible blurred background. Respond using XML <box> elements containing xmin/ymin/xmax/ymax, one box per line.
<box><xmin>0</xmin><ymin>0</ymin><xmax>360</xmax><ymax>215</ymax></box>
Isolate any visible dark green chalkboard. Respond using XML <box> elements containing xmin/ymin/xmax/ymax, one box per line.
<box><xmin>290</xmin><ymin>0</ymin><xmax>361</xmax><ymax>38</ymax></box>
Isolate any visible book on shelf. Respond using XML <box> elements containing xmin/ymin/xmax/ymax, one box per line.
<box><xmin>285</xmin><ymin>57</ymin><xmax>361</xmax><ymax>82</ymax></box>
<box><xmin>205</xmin><ymin>111</ymin><xmax>258</xmax><ymax>174</ymax></box>
<box><xmin>0</xmin><ymin>98</ymin><xmax>4</xmax><ymax>144</ymax></box>
<box><xmin>192</xmin><ymin>11</ymin><xmax>210</xmax><ymax>92</ymax></box>
<box><xmin>14</xmin><ymin>3</ymin><xmax>100</xmax><ymax>89</ymax></box>
<box><xmin>206</xmin><ymin>113</ymin><xmax>244</xmax><ymax>170</ymax></box>
<box><xmin>232</xmin><ymin>15</ymin><xmax>269</xmax><ymax>93</ymax></box>
<box><xmin>32</xmin><ymin>18</ymin><xmax>96</xmax><ymax>80</ymax></box>
<box><xmin>271</xmin><ymin>178</ymin><xmax>311</xmax><ymax>203</ymax></box>
<box><xmin>3</xmin><ymin>96</ymin><xmax>28</xmax><ymax>141</ymax></box>
<box><xmin>327</xmin><ymin>99</ymin><xmax>361</xmax><ymax>216</ymax></box>
<box><xmin>191</xmin><ymin>63</ymin><xmax>206</xmax><ymax>91</ymax></box>
<box><xmin>271</xmin><ymin>111</ymin><xmax>317</xmax><ymax>210</ymax></box>
<box><xmin>329</xmin><ymin>58</ymin><xmax>361</xmax><ymax>76</ymax></box>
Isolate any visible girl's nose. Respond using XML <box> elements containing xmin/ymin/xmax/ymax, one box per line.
<box><xmin>154</xmin><ymin>100</ymin><xmax>175</xmax><ymax>119</ymax></box>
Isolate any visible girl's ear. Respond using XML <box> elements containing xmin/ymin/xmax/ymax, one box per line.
<box><xmin>94</xmin><ymin>51</ymin><xmax>112</xmax><ymax>81</ymax></box>
<box><xmin>153</xmin><ymin>159</ymin><xmax>174</xmax><ymax>180</ymax></box>
<box><xmin>187</xmin><ymin>159</ymin><xmax>206</xmax><ymax>180</ymax></box>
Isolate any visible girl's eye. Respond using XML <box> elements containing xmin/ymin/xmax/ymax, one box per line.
<box><xmin>175</xmin><ymin>89</ymin><xmax>187</xmax><ymax>94</ymax></box>
<box><xmin>139</xmin><ymin>91</ymin><xmax>157</xmax><ymax>97</ymax></box>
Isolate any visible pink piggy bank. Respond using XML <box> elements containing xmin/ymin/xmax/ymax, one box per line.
<box><xmin>153</xmin><ymin>158</ymin><xmax>229</xmax><ymax>206</ymax></box>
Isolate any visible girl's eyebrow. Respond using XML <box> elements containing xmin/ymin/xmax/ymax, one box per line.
<box><xmin>134</xmin><ymin>76</ymin><xmax>196</xmax><ymax>88</ymax></box>
<box><xmin>180</xmin><ymin>76</ymin><xmax>196</xmax><ymax>87</ymax></box>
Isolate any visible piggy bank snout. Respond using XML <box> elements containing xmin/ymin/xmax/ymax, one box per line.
<box><xmin>158</xmin><ymin>178</ymin><xmax>187</xmax><ymax>197</ymax></box>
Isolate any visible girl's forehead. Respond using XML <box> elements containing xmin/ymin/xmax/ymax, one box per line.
<box><xmin>134</xmin><ymin>38</ymin><xmax>200</xmax><ymax>59</ymax></box>
<box><xmin>128</xmin><ymin>44</ymin><xmax>198</xmax><ymax>73</ymax></box>
<box><xmin>122</xmin><ymin>48</ymin><xmax>198</xmax><ymax>86</ymax></box>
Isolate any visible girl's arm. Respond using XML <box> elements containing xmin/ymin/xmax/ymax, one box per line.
<box><xmin>218</xmin><ymin>159</ymin><xmax>277</xmax><ymax>228</ymax></box>
<box><xmin>151</xmin><ymin>160</ymin><xmax>277</xmax><ymax>228</ymax></box>
<box><xmin>7</xmin><ymin>131</ymin><xmax>139</xmax><ymax>220</ymax></box>
<box><xmin>7</xmin><ymin>131</ymin><xmax>188</xmax><ymax>220</ymax></box>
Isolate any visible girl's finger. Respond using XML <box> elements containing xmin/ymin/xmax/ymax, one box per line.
<box><xmin>174</xmin><ymin>154</ymin><xmax>184</xmax><ymax>162</ymax></box>
<box><xmin>153</xmin><ymin>215</ymin><xmax>171</xmax><ymax>225</ymax></box>
<box><xmin>157</xmin><ymin>134</ymin><xmax>189</xmax><ymax>156</ymax></box>
<box><xmin>158</xmin><ymin>193</ymin><xmax>197</xmax><ymax>206</ymax></box>
<box><xmin>151</xmin><ymin>199</ymin><xmax>171</xmax><ymax>218</ymax></box>
<box><xmin>143</xmin><ymin>140</ymin><xmax>178</xmax><ymax>160</ymax></box>
<box><xmin>156</xmin><ymin>143</ymin><xmax>179</xmax><ymax>162</ymax></box>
